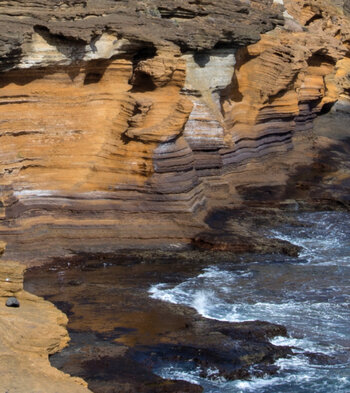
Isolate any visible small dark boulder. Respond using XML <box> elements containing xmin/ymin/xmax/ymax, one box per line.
<box><xmin>304</xmin><ymin>352</ymin><xmax>340</xmax><ymax>366</ymax></box>
<box><xmin>6</xmin><ymin>296</ymin><xmax>20</xmax><ymax>308</ymax></box>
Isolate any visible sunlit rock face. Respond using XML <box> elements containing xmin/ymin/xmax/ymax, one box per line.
<box><xmin>0</xmin><ymin>0</ymin><xmax>349</xmax><ymax>262</ymax></box>
<box><xmin>0</xmin><ymin>259</ymin><xmax>92</xmax><ymax>393</ymax></box>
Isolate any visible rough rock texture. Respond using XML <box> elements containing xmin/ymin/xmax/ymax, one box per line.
<box><xmin>0</xmin><ymin>0</ymin><xmax>283</xmax><ymax>71</ymax></box>
<box><xmin>0</xmin><ymin>0</ymin><xmax>349</xmax><ymax>262</ymax></box>
<box><xmin>0</xmin><ymin>259</ymin><xmax>92</xmax><ymax>393</ymax></box>
<box><xmin>25</xmin><ymin>254</ymin><xmax>293</xmax><ymax>393</ymax></box>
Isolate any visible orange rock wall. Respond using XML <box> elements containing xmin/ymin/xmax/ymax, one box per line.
<box><xmin>0</xmin><ymin>0</ymin><xmax>349</xmax><ymax>262</ymax></box>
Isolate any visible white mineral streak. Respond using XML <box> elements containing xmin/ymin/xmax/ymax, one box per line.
<box><xmin>83</xmin><ymin>34</ymin><xmax>131</xmax><ymax>61</ymax></box>
<box><xmin>20</xmin><ymin>32</ymin><xmax>68</xmax><ymax>68</ymax></box>
<box><xmin>182</xmin><ymin>50</ymin><xmax>236</xmax><ymax>148</ymax></box>
<box><xmin>14</xmin><ymin>190</ymin><xmax>57</xmax><ymax>198</ymax></box>
<box><xmin>183</xmin><ymin>50</ymin><xmax>236</xmax><ymax>93</ymax></box>
<box><xmin>19</xmin><ymin>33</ymin><xmax>131</xmax><ymax>68</ymax></box>
<box><xmin>273</xmin><ymin>0</ymin><xmax>296</xmax><ymax>22</ymax></box>
<box><xmin>183</xmin><ymin>101</ymin><xmax>225</xmax><ymax>148</ymax></box>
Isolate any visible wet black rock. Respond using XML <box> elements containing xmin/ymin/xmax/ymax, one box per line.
<box><xmin>304</xmin><ymin>352</ymin><xmax>342</xmax><ymax>366</ymax></box>
<box><xmin>25</xmin><ymin>255</ymin><xmax>294</xmax><ymax>393</ymax></box>
<box><xmin>192</xmin><ymin>230</ymin><xmax>300</xmax><ymax>257</ymax></box>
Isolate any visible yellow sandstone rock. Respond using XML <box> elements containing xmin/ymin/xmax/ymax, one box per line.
<box><xmin>0</xmin><ymin>260</ymin><xmax>92</xmax><ymax>393</ymax></box>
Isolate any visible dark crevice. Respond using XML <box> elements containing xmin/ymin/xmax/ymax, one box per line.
<box><xmin>307</xmin><ymin>52</ymin><xmax>336</xmax><ymax>67</ymax></box>
<box><xmin>309</xmin><ymin>97</ymin><xmax>323</xmax><ymax>110</ymax></box>
<box><xmin>320</xmin><ymin>102</ymin><xmax>335</xmax><ymax>115</ymax></box>
<box><xmin>0</xmin><ymin>46</ymin><xmax>22</xmax><ymax>73</ymax></box>
<box><xmin>222</xmin><ymin>72</ymin><xmax>243</xmax><ymax>107</ymax></box>
<box><xmin>120</xmin><ymin>131</ymin><xmax>132</xmax><ymax>145</ymax></box>
<box><xmin>84</xmin><ymin>71</ymin><xmax>103</xmax><ymax>85</ymax></box>
<box><xmin>213</xmin><ymin>41</ymin><xmax>240</xmax><ymax>50</ymax></box>
<box><xmin>132</xmin><ymin>45</ymin><xmax>157</xmax><ymax>64</ymax></box>
<box><xmin>305</xmin><ymin>14</ymin><xmax>323</xmax><ymax>26</ymax></box>
<box><xmin>83</xmin><ymin>59</ymin><xmax>110</xmax><ymax>85</ymax></box>
<box><xmin>129</xmin><ymin>45</ymin><xmax>157</xmax><ymax>92</ymax></box>
<box><xmin>130</xmin><ymin>71</ymin><xmax>156</xmax><ymax>92</ymax></box>
<box><xmin>34</xmin><ymin>24</ymin><xmax>86</xmax><ymax>46</ymax></box>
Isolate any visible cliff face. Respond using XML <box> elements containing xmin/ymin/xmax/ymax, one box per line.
<box><xmin>0</xmin><ymin>0</ymin><xmax>349</xmax><ymax>262</ymax></box>
<box><xmin>0</xmin><ymin>0</ymin><xmax>283</xmax><ymax>71</ymax></box>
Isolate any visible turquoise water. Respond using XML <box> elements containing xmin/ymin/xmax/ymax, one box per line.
<box><xmin>150</xmin><ymin>212</ymin><xmax>350</xmax><ymax>392</ymax></box>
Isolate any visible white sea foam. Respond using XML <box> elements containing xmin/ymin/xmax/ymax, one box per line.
<box><xmin>150</xmin><ymin>212</ymin><xmax>350</xmax><ymax>392</ymax></box>
<box><xmin>270</xmin><ymin>212</ymin><xmax>350</xmax><ymax>266</ymax></box>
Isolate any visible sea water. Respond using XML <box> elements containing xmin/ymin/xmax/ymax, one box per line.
<box><xmin>149</xmin><ymin>212</ymin><xmax>350</xmax><ymax>393</ymax></box>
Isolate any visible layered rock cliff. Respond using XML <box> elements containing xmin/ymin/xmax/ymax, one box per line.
<box><xmin>0</xmin><ymin>0</ymin><xmax>349</xmax><ymax>262</ymax></box>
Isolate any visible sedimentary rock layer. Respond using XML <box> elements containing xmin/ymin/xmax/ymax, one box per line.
<box><xmin>0</xmin><ymin>0</ymin><xmax>284</xmax><ymax>72</ymax></box>
<box><xmin>0</xmin><ymin>0</ymin><xmax>349</xmax><ymax>262</ymax></box>
<box><xmin>0</xmin><ymin>259</ymin><xmax>92</xmax><ymax>392</ymax></box>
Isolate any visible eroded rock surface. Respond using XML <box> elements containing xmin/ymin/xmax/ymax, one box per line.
<box><xmin>0</xmin><ymin>0</ymin><xmax>349</xmax><ymax>262</ymax></box>
<box><xmin>0</xmin><ymin>259</ymin><xmax>92</xmax><ymax>393</ymax></box>
<box><xmin>0</xmin><ymin>0</ymin><xmax>284</xmax><ymax>71</ymax></box>
<box><xmin>25</xmin><ymin>254</ymin><xmax>293</xmax><ymax>393</ymax></box>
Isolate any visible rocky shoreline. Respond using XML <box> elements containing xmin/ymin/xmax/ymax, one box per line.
<box><xmin>1</xmin><ymin>166</ymin><xmax>349</xmax><ymax>393</ymax></box>
<box><xmin>24</xmin><ymin>247</ymin><xmax>294</xmax><ymax>393</ymax></box>
<box><xmin>1</xmin><ymin>113</ymin><xmax>349</xmax><ymax>392</ymax></box>
<box><xmin>0</xmin><ymin>0</ymin><xmax>349</xmax><ymax>392</ymax></box>
<box><xmin>0</xmin><ymin>119</ymin><xmax>349</xmax><ymax>392</ymax></box>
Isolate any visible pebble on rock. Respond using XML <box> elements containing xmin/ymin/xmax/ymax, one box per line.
<box><xmin>6</xmin><ymin>297</ymin><xmax>20</xmax><ymax>308</ymax></box>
